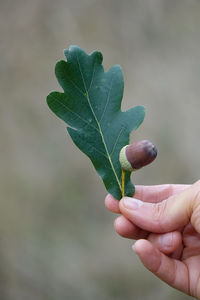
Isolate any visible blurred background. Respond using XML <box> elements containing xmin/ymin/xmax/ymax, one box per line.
<box><xmin>0</xmin><ymin>0</ymin><xmax>199</xmax><ymax>299</ymax></box>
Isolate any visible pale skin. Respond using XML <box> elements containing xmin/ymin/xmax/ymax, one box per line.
<box><xmin>105</xmin><ymin>180</ymin><xmax>200</xmax><ymax>299</ymax></box>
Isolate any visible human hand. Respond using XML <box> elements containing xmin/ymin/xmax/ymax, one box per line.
<box><xmin>105</xmin><ymin>181</ymin><xmax>200</xmax><ymax>298</ymax></box>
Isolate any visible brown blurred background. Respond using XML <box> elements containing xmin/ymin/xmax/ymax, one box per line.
<box><xmin>0</xmin><ymin>0</ymin><xmax>199</xmax><ymax>299</ymax></box>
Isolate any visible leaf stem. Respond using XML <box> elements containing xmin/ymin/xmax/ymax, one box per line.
<box><xmin>121</xmin><ymin>169</ymin><xmax>125</xmax><ymax>198</ymax></box>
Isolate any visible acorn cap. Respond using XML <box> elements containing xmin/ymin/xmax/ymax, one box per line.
<box><xmin>119</xmin><ymin>140</ymin><xmax>157</xmax><ymax>171</ymax></box>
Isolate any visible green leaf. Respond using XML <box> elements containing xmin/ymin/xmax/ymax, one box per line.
<box><xmin>47</xmin><ymin>46</ymin><xmax>145</xmax><ymax>199</ymax></box>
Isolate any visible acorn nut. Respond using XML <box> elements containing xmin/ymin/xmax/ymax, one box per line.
<box><xmin>119</xmin><ymin>140</ymin><xmax>157</xmax><ymax>171</ymax></box>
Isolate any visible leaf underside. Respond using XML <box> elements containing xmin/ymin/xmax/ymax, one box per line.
<box><xmin>47</xmin><ymin>46</ymin><xmax>145</xmax><ymax>199</ymax></box>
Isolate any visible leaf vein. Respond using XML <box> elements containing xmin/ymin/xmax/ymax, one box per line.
<box><xmin>99</xmin><ymin>78</ymin><xmax>114</xmax><ymax>123</ymax></box>
<box><xmin>78</xmin><ymin>137</ymin><xmax>108</xmax><ymax>158</ymax></box>
<box><xmin>49</xmin><ymin>94</ymin><xmax>99</xmax><ymax>132</ymax></box>
<box><xmin>110</xmin><ymin>126</ymin><xmax>126</xmax><ymax>157</ymax></box>
<box><xmin>67</xmin><ymin>78</ymin><xmax>86</xmax><ymax>97</ymax></box>
<box><xmin>88</xmin><ymin>62</ymin><xmax>96</xmax><ymax>92</ymax></box>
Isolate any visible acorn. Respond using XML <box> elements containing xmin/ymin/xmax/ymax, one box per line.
<box><xmin>119</xmin><ymin>140</ymin><xmax>157</xmax><ymax>171</ymax></box>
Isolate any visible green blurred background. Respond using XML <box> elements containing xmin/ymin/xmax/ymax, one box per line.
<box><xmin>0</xmin><ymin>0</ymin><xmax>199</xmax><ymax>299</ymax></box>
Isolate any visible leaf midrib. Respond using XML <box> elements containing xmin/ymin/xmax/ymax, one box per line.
<box><xmin>76</xmin><ymin>54</ymin><xmax>122</xmax><ymax>193</ymax></box>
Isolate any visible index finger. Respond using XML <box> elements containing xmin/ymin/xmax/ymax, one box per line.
<box><xmin>134</xmin><ymin>184</ymin><xmax>190</xmax><ymax>203</ymax></box>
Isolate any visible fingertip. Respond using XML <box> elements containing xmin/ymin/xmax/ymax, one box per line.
<box><xmin>132</xmin><ymin>239</ymin><xmax>162</xmax><ymax>274</ymax></box>
<box><xmin>104</xmin><ymin>194</ymin><xmax>112</xmax><ymax>207</ymax></box>
<box><xmin>132</xmin><ymin>239</ymin><xmax>150</xmax><ymax>255</ymax></box>
<box><xmin>105</xmin><ymin>194</ymin><xmax>120</xmax><ymax>213</ymax></box>
<box><xmin>119</xmin><ymin>196</ymin><xmax>141</xmax><ymax>212</ymax></box>
<box><xmin>114</xmin><ymin>215</ymin><xmax>138</xmax><ymax>239</ymax></box>
<box><xmin>132</xmin><ymin>239</ymin><xmax>161</xmax><ymax>271</ymax></box>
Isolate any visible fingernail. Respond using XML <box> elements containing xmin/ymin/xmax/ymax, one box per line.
<box><xmin>122</xmin><ymin>197</ymin><xmax>143</xmax><ymax>210</ymax></box>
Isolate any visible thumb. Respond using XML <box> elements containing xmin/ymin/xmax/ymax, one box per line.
<box><xmin>119</xmin><ymin>180</ymin><xmax>200</xmax><ymax>233</ymax></box>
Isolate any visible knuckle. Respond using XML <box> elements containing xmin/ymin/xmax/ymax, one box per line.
<box><xmin>167</xmin><ymin>184</ymin><xmax>174</xmax><ymax>195</ymax></box>
<box><xmin>192</xmin><ymin>187</ymin><xmax>200</xmax><ymax>212</ymax></box>
<box><xmin>194</xmin><ymin>179</ymin><xmax>200</xmax><ymax>187</ymax></box>
<box><xmin>152</xmin><ymin>200</ymin><xmax>168</xmax><ymax>230</ymax></box>
<box><xmin>194</xmin><ymin>189</ymin><xmax>200</xmax><ymax>206</ymax></box>
<box><xmin>191</xmin><ymin>190</ymin><xmax>200</xmax><ymax>230</ymax></box>
<box><xmin>193</xmin><ymin>180</ymin><xmax>200</xmax><ymax>196</ymax></box>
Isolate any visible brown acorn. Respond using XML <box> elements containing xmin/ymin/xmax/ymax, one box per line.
<box><xmin>119</xmin><ymin>140</ymin><xmax>157</xmax><ymax>171</ymax></box>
